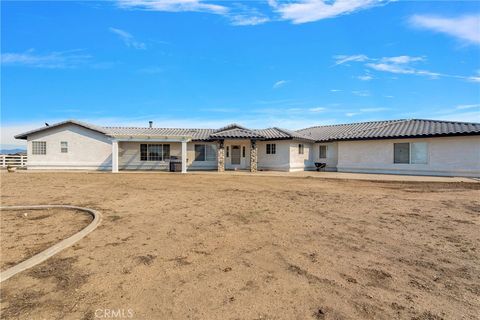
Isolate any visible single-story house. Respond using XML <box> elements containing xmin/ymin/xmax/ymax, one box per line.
<box><xmin>14</xmin><ymin>118</ymin><xmax>480</xmax><ymax>177</ymax></box>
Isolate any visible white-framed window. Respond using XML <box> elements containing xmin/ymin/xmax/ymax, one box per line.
<box><xmin>226</xmin><ymin>146</ymin><xmax>230</xmax><ymax>157</ymax></box>
<box><xmin>266</xmin><ymin>143</ymin><xmax>276</xmax><ymax>154</ymax></box>
<box><xmin>298</xmin><ymin>144</ymin><xmax>304</xmax><ymax>155</ymax></box>
<box><xmin>194</xmin><ymin>144</ymin><xmax>217</xmax><ymax>161</ymax></box>
<box><xmin>394</xmin><ymin>142</ymin><xmax>428</xmax><ymax>164</ymax></box>
<box><xmin>140</xmin><ymin>144</ymin><xmax>170</xmax><ymax>161</ymax></box>
<box><xmin>32</xmin><ymin>141</ymin><xmax>46</xmax><ymax>155</ymax></box>
<box><xmin>61</xmin><ymin>141</ymin><xmax>68</xmax><ymax>153</ymax></box>
<box><xmin>319</xmin><ymin>145</ymin><xmax>327</xmax><ymax>158</ymax></box>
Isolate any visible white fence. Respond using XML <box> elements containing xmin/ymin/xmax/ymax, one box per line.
<box><xmin>0</xmin><ymin>155</ymin><xmax>27</xmax><ymax>168</ymax></box>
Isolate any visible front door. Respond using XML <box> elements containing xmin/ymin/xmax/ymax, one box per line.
<box><xmin>231</xmin><ymin>145</ymin><xmax>241</xmax><ymax>165</ymax></box>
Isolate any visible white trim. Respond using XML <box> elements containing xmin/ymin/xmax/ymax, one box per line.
<box><xmin>112</xmin><ymin>140</ymin><xmax>119</xmax><ymax>173</ymax></box>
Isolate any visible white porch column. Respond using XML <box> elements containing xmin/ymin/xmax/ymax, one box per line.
<box><xmin>181</xmin><ymin>141</ymin><xmax>187</xmax><ymax>173</ymax></box>
<box><xmin>112</xmin><ymin>140</ymin><xmax>119</xmax><ymax>173</ymax></box>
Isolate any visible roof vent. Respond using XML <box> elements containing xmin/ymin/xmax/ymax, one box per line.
<box><xmin>149</xmin><ymin>121</ymin><xmax>153</xmax><ymax>128</ymax></box>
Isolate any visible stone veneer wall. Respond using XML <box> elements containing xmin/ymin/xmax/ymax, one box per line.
<box><xmin>217</xmin><ymin>141</ymin><xmax>225</xmax><ymax>172</ymax></box>
<box><xmin>250</xmin><ymin>140</ymin><xmax>257</xmax><ymax>172</ymax></box>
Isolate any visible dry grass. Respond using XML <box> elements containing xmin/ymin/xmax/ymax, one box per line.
<box><xmin>0</xmin><ymin>172</ymin><xmax>479</xmax><ymax>320</ymax></box>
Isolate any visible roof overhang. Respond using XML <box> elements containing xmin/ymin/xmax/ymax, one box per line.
<box><xmin>111</xmin><ymin>135</ymin><xmax>192</xmax><ymax>143</ymax></box>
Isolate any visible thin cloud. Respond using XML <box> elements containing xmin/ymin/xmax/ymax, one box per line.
<box><xmin>409</xmin><ymin>14</ymin><xmax>480</xmax><ymax>45</ymax></box>
<box><xmin>1</xmin><ymin>49</ymin><xmax>92</xmax><ymax>69</ymax></box>
<box><xmin>357</xmin><ymin>75</ymin><xmax>373</xmax><ymax>81</ymax></box>
<box><xmin>456</xmin><ymin>104</ymin><xmax>480</xmax><ymax>110</ymax></box>
<box><xmin>335</xmin><ymin>54</ymin><xmax>479</xmax><ymax>82</ymax></box>
<box><xmin>330</xmin><ymin>89</ymin><xmax>342</xmax><ymax>92</ymax></box>
<box><xmin>230</xmin><ymin>15</ymin><xmax>269</xmax><ymax>26</ymax></box>
<box><xmin>271</xmin><ymin>0</ymin><xmax>388</xmax><ymax>24</ymax></box>
<box><xmin>116</xmin><ymin>0</ymin><xmax>228</xmax><ymax>14</ymax></box>
<box><xmin>334</xmin><ymin>54</ymin><xmax>368</xmax><ymax>66</ymax></box>
<box><xmin>273</xmin><ymin>80</ymin><xmax>288</xmax><ymax>89</ymax></box>
<box><xmin>309</xmin><ymin>107</ymin><xmax>327</xmax><ymax>113</ymax></box>
<box><xmin>109</xmin><ymin>27</ymin><xmax>146</xmax><ymax>49</ymax></box>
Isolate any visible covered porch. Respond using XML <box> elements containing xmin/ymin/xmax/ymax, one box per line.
<box><xmin>214</xmin><ymin>138</ymin><xmax>259</xmax><ymax>173</ymax></box>
<box><xmin>111</xmin><ymin>136</ymin><xmax>191</xmax><ymax>173</ymax></box>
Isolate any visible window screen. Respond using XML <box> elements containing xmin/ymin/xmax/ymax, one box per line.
<box><xmin>206</xmin><ymin>144</ymin><xmax>216</xmax><ymax>161</ymax></box>
<box><xmin>298</xmin><ymin>144</ymin><xmax>304</xmax><ymax>155</ymax></box>
<box><xmin>61</xmin><ymin>141</ymin><xmax>68</xmax><ymax>153</ymax></box>
<box><xmin>411</xmin><ymin>142</ymin><xmax>428</xmax><ymax>164</ymax></box>
<box><xmin>195</xmin><ymin>144</ymin><xmax>206</xmax><ymax>161</ymax></box>
<box><xmin>32</xmin><ymin>141</ymin><xmax>46</xmax><ymax>155</ymax></box>
<box><xmin>394</xmin><ymin>143</ymin><xmax>410</xmax><ymax>164</ymax></box>
<box><xmin>319</xmin><ymin>145</ymin><xmax>327</xmax><ymax>158</ymax></box>
<box><xmin>242</xmin><ymin>146</ymin><xmax>246</xmax><ymax>158</ymax></box>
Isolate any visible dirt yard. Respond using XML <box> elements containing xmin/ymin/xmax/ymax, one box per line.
<box><xmin>1</xmin><ymin>208</ymin><xmax>92</xmax><ymax>271</ymax></box>
<box><xmin>0</xmin><ymin>172</ymin><xmax>479</xmax><ymax>320</ymax></box>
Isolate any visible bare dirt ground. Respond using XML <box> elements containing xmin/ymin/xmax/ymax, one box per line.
<box><xmin>0</xmin><ymin>208</ymin><xmax>92</xmax><ymax>271</ymax></box>
<box><xmin>0</xmin><ymin>172</ymin><xmax>479</xmax><ymax>320</ymax></box>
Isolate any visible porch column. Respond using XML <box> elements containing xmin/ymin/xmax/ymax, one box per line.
<box><xmin>112</xmin><ymin>139</ymin><xmax>119</xmax><ymax>173</ymax></box>
<box><xmin>181</xmin><ymin>141</ymin><xmax>187</xmax><ymax>173</ymax></box>
<box><xmin>250</xmin><ymin>140</ymin><xmax>257</xmax><ymax>173</ymax></box>
<box><xmin>217</xmin><ymin>140</ymin><xmax>225</xmax><ymax>172</ymax></box>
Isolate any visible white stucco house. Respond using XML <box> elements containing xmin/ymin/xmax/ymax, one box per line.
<box><xmin>14</xmin><ymin>118</ymin><xmax>480</xmax><ymax>177</ymax></box>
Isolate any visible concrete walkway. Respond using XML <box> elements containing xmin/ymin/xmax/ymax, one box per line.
<box><xmin>0</xmin><ymin>205</ymin><xmax>102</xmax><ymax>282</ymax></box>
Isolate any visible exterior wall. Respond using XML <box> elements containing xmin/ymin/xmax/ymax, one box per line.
<box><xmin>337</xmin><ymin>136</ymin><xmax>480</xmax><ymax>177</ymax></box>
<box><xmin>289</xmin><ymin>142</ymin><xmax>315</xmax><ymax>171</ymax></box>
<box><xmin>26</xmin><ymin>124</ymin><xmax>112</xmax><ymax>170</ymax></box>
<box><xmin>312</xmin><ymin>142</ymin><xmax>338</xmax><ymax>171</ymax></box>
<box><xmin>224</xmin><ymin>139</ymin><xmax>251</xmax><ymax>170</ymax></box>
<box><xmin>188</xmin><ymin>141</ymin><xmax>218</xmax><ymax>171</ymax></box>
<box><xmin>257</xmin><ymin>140</ymin><xmax>291</xmax><ymax>171</ymax></box>
<box><xmin>119</xmin><ymin>141</ymin><xmax>182</xmax><ymax>170</ymax></box>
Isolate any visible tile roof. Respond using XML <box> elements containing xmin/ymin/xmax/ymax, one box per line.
<box><xmin>298</xmin><ymin>119</ymin><xmax>480</xmax><ymax>142</ymax></box>
<box><xmin>255</xmin><ymin>127</ymin><xmax>316</xmax><ymax>141</ymax></box>
<box><xmin>103</xmin><ymin>127</ymin><xmax>214</xmax><ymax>140</ymax></box>
<box><xmin>210</xmin><ymin>128</ymin><xmax>265</xmax><ymax>139</ymax></box>
<box><xmin>15</xmin><ymin>119</ymin><xmax>480</xmax><ymax>142</ymax></box>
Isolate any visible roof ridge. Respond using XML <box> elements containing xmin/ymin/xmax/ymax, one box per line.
<box><xmin>407</xmin><ymin>118</ymin><xmax>480</xmax><ymax>125</ymax></box>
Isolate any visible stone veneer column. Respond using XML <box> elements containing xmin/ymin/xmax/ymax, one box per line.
<box><xmin>250</xmin><ymin>140</ymin><xmax>257</xmax><ymax>173</ymax></box>
<box><xmin>217</xmin><ymin>140</ymin><xmax>225</xmax><ymax>172</ymax></box>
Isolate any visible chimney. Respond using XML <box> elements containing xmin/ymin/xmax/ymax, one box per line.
<box><xmin>149</xmin><ymin>121</ymin><xmax>153</xmax><ymax>128</ymax></box>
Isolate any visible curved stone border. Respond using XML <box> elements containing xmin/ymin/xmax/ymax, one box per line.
<box><xmin>0</xmin><ymin>205</ymin><xmax>101</xmax><ymax>283</ymax></box>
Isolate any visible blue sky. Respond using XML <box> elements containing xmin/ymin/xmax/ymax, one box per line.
<box><xmin>1</xmin><ymin>0</ymin><xmax>480</xmax><ymax>148</ymax></box>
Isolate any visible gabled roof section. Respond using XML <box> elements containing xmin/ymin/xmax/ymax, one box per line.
<box><xmin>210</xmin><ymin>127</ymin><xmax>265</xmax><ymax>139</ymax></box>
<box><xmin>213</xmin><ymin>123</ymin><xmax>248</xmax><ymax>133</ymax></box>
<box><xmin>14</xmin><ymin>120</ymin><xmax>107</xmax><ymax>140</ymax></box>
<box><xmin>298</xmin><ymin>119</ymin><xmax>480</xmax><ymax>142</ymax></box>
<box><xmin>255</xmin><ymin>127</ymin><xmax>316</xmax><ymax>141</ymax></box>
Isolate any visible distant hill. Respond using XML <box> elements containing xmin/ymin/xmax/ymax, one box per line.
<box><xmin>0</xmin><ymin>148</ymin><xmax>27</xmax><ymax>155</ymax></box>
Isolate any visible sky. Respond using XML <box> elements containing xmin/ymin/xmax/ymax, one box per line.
<box><xmin>1</xmin><ymin>0</ymin><xmax>480</xmax><ymax>149</ymax></box>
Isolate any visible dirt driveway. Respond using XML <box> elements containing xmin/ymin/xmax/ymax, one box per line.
<box><xmin>1</xmin><ymin>172</ymin><xmax>479</xmax><ymax>320</ymax></box>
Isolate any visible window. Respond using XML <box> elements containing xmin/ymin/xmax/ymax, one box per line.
<box><xmin>226</xmin><ymin>146</ymin><xmax>230</xmax><ymax>157</ymax></box>
<box><xmin>32</xmin><ymin>141</ymin><xmax>46</xmax><ymax>155</ymax></box>
<box><xmin>394</xmin><ymin>142</ymin><xmax>428</xmax><ymax>164</ymax></box>
<box><xmin>61</xmin><ymin>141</ymin><xmax>68</xmax><ymax>153</ymax></box>
<box><xmin>394</xmin><ymin>143</ymin><xmax>410</xmax><ymax>164</ymax></box>
<box><xmin>140</xmin><ymin>144</ymin><xmax>170</xmax><ymax>161</ymax></box>
<box><xmin>242</xmin><ymin>146</ymin><xmax>246</xmax><ymax>158</ymax></box>
<box><xmin>411</xmin><ymin>142</ymin><xmax>428</xmax><ymax>164</ymax></box>
<box><xmin>266</xmin><ymin>143</ymin><xmax>276</xmax><ymax>154</ymax></box>
<box><xmin>319</xmin><ymin>145</ymin><xmax>327</xmax><ymax>159</ymax></box>
<box><xmin>195</xmin><ymin>144</ymin><xmax>217</xmax><ymax>161</ymax></box>
<box><xmin>298</xmin><ymin>144</ymin><xmax>304</xmax><ymax>155</ymax></box>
